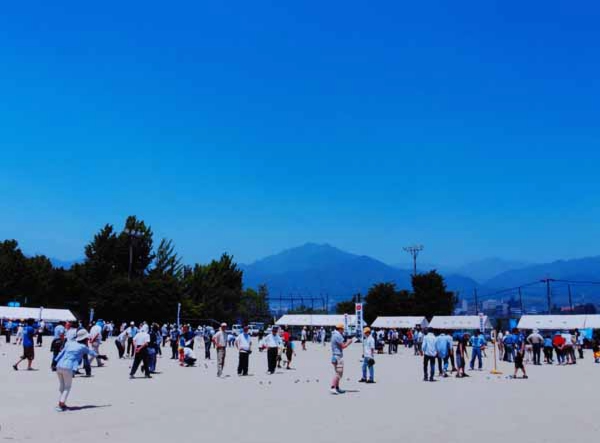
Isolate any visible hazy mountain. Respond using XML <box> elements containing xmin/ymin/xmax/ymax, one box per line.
<box><xmin>485</xmin><ymin>256</ymin><xmax>600</xmax><ymax>288</ymax></box>
<box><xmin>455</xmin><ymin>258</ymin><xmax>529</xmax><ymax>283</ymax></box>
<box><xmin>242</xmin><ymin>243</ymin><xmax>481</xmax><ymax>306</ymax></box>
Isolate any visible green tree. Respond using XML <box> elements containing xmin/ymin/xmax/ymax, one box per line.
<box><xmin>239</xmin><ymin>284</ymin><xmax>271</xmax><ymax>323</ymax></box>
<box><xmin>0</xmin><ymin>240</ymin><xmax>29</xmax><ymax>304</ymax></box>
<box><xmin>412</xmin><ymin>270</ymin><xmax>456</xmax><ymax>319</ymax></box>
<box><xmin>149</xmin><ymin>238</ymin><xmax>183</xmax><ymax>279</ymax></box>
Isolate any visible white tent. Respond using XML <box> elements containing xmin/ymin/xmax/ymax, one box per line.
<box><xmin>371</xmin><ymin>316</ymin><xmax>429</xmax><ymax>329</ymax></box>
<box><xmin>275</xmin><ymin>314</ymin><xmax>363</xmax><ymax>327</ymax></box>
<box><xmin>0</xmin><ymin>306</ymin><xmax>77</xmax><ymax>323</ymax></box>
<box><xmin>429</xmin><ymin>315</ymin><xmax>492</xmax><ymax>330</ymax></box>
<box><xmin>584</xmin><ymin>315</ymin><xmax>600</xmax><ymax>329</ymax></box>
<box><xmin>517</xmin><ymin>315</ymin><xmax>586</xmax><ymax>330</ymax></box>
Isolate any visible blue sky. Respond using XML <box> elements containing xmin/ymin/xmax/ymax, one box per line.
<box><xmin>1</xmin><ymin>1</ymin><xmax>599</xmax><ymax>267</ymax></box>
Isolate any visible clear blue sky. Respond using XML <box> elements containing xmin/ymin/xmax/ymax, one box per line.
<box><xmin>1</xmin><ymin>1</ymin><xmax>599</xmax><ymax>267</ymax></box>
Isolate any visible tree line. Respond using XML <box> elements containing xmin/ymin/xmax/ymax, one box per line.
<box><xmin>336</xmin><ymin>271</ymin><xmax>457</xmax><ymax>324</ymax></box>
<box><xmin>0</xmin><ymin>215</ymin><xmax>456</xmax><ymax>325</ymax></box>
<box><xmin>0</xmin><ymin>216</ymin><xmax>271</xmax><ymax>325</ymax></box>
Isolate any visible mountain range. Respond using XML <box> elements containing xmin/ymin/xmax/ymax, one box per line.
<box><xmin>241</xmin><ymin>243</ymin><xmax>600</xmax><ymax>308</ymax></box>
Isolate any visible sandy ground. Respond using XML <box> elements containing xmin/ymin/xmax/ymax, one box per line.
<box><xmin>0</xmin><ymin>337</ymin><xmax>598</xmax><ymax>443</ymax></box>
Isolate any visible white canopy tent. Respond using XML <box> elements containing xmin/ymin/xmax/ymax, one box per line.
<box><xmin>584</xmin><ymin>315</ymin><xmax>600</xmax><ymax>329</ymax></box>
<box><xmin>371</xmin><ymin>316</ymin><xmax>429</xmax><ymax>329</ymax></box>
<box><xmin>0</xmin><ymin>306</ymin><xmax>77</xmax><ymax>323</ymax></box>
<box><xmin>275</xmin><ymin>314</ymin><xmax>363</xmax><ymax>327</ymax></box>
<box><xmin>429</xmin><ymin>315</ymin><xmax>492</xmax><ymax>330</ymax></box>
<box><xmin>517</xmin><ymin>315</ymin><xmax>586</xmax><ymax>330</ymax></box>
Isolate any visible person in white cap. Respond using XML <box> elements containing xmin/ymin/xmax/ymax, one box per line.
<box><xmin>212</xmin><ymin>323</ymin><xmax>228</xmax><ymax>377</ymax></box>
<box><xmin>53</xmin><ymin>329</ymin><xmax>108</xmax><ymax>411</ymax></box>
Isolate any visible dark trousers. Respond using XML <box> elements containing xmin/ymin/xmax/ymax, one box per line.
<box><xmin>171</xmin><ymin>342</ymin><xmax>178</xmax><ymax>359</ymax></box>
<box><xmin>115</xmin><ymin>340</ymin><xmax>125</xmax><ymax>358</ymax></box>
<box><xmin>130</xmin><ymin>348</ymin><xmax>150</xmax><ymax>377</ymax></box>
<box><xmin>423</xmin><ymin>355</ymin><xmax>435</xmax><ymax>380</ymax></box>
<box><xmin>532</xmin><ymin>343</ymin><xmax>542</xmax><ymax>365</ymax></box>
<box><xmin>37</xmin><ymin>334</ymin><xmax>43</xmax><ymax>346</ymax></box>
<box><xmin>82</xmin><ymin>353</ymin><xmax>91</xmax><ymax>376</ymax></box>
<box><xmin>127</xmin><ymin>337</ymin><xmax>134</xmax><ymax>356</ymax></box>
<box><xmin>238</xmin><ymin>351</ymin><xmax>249</xmax><ymax>375</ymax></box>
<box><xmin>578</xmin><ymin>346</ymin><xmax>584</xmax><ymax>359</ymax></box>
<box><xmin>204</xmin><ymin>340</ymin><xmax>211</xmax><ymax>359</ymax></box>
<box><xmin>267</xmin><ymin>347</ymin><xmax>278</xmax><ymax>373</ymax></box>
<box><xmin>184</xmin><ymin>357</ymin><xmax>196</xmax><ymax>367</ymax></box>
<box><xmin>544</xmin><ymin>347</ymin><xmax>553</xmax><ymax>363</ymax></box>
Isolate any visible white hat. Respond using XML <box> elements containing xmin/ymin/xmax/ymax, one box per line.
<box><xmin>76</xmin><ymin>329</ymin><xmax>89</xmax><ymax>341</ymax></box>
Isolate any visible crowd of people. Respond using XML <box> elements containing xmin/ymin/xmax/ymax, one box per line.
<box><xmin>3</xmin><ymin>316</ymin><xmax>600</xmax><ymax>409</ymax></box>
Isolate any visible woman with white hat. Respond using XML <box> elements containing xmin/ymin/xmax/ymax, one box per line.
<box><xmin>53</xmin><ymin>329</ymin><xmax>108</xmax><ymax>411</ymax></box>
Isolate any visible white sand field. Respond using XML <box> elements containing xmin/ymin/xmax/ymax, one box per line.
<box><xmin>0</xmin><ymin>338</ymin><xmax>598</xmax><ymax>443</ymax></box>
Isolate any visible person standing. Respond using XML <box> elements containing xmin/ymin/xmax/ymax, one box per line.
<box><xmin>50</xmin><ymin>330</ymin><xmax>66</xmax><ymax>371</ymax></box>
<box><xmin>129</xmin><ymin>325</ymin><xmax>151</xmax><ymax>379</ymax></box>
<box><xmin>527</xmin><ymin>329</ymin><xmax>544</xmax><ymax>366</ymax></box>
<box><xmin>203</xmin><ymin>327</ymin><xmax>213</xmax><ymax>360</ymax></box>
<box><xmin>330</xmin><ymin>324</ymin><xmax>353</xmax><ymax>395</ymax></box>
<box><xmin>503</xmin><ymin>331</ymin><xmax>514</xmax><ymax>362</ymax></box>
<box><xmin>414</xmin><ymin>327</ymin><xmax>424</xmax><ymax>356</ymax></box>
<box><xmin>422</xmin><ymin>329</ymin><xmax>437</xmax><ymax>381</ymax></box>
<box><xmin>301</xmin><ymin>327</ymin><xmax>308</xmax><ymax>351</ymax></box>
<box><xmin>169</xmin><ymin>326</ymin><xmax>180</xmax><ymax>360</ymax></box>
<box><xmin>126</xmin><ymin>322</ymin><xmax>138</xmax><ymax>357</ymax></box>
<box><xmin>512</xmin><ymin>338</ymin><xmax>528</xmax><ymax>379</ymax></box>
<box><xmin>469</xmin><ymin>331</ymin><xmax>485</xmax><ymax>371</ymax></box>
<box><xmin>37</xmin><ymin>320</ymin><xmax>45</xmax><ymax>347</ymax></box>
<box><xmin>359</xmin><ymin>327</ymin><xmax>376</xmax><ymax>383</ymax></box>
<box><xmin>435</xmin><ymin>330</ymin><xmax>450</xmax><ymax>377</ymax></box>
<box><xmin>263</xmin><ymin>326</ymin><xmax>282</xmax><ymax>374</ymax></box>
<box><xmin>13</xmin><ymin>318</ymin><xmax>36</xmax><ymax>371</ymax></box>
<box><xmin>212</xmin><ymin>323</ymin><xmax>228</xmax><ymax>377</ymax></box>
<box><xmin>89</xmin><ymin>322</ymin><xmax>104</xmax><ymax>367</ymax></box>
<box><xmin>235</xmin><ymin>325</ymin><xmax>253</xmax><ymax>376</ymax></box>
<box><xmin>53</xmin><ymin>329</ymin><xmax>108</xmax><ymax>411</ymax></box>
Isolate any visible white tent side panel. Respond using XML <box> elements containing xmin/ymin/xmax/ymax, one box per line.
<box><xmin>275</xmin><ymin>314</ymin><xmax>364</xmax><ymax>327</ymax></box>
<box><xmin>428</xmin><ymin>316</ymin><xmax>492</xmax><ymax>330</ymax></box>
<box><xmin>0</xmin><ymin>306</ymin><xmax>77</xmax><ymax>322</ymax></box>
<box><xmin>584</xmin><ymin>315</ymin><xmax>600</xmax><ymax>329</ymax></box>
<box><xmin>518</xmin><ymin>315</ymin><xmax>586</xmax><ymax>330</ymax></box>
<box><xmin>371</xmin><ymin>316</ymin><xmax>429</xmax><ymax>329</ymax></box>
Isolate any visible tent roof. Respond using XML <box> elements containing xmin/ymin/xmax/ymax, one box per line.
<box><xmin>428</xmin><ymin>315</ymin><xmax>492</xmax><ymax>330</ymax></box>
<box><xmin>0</xmin><ymin>306</ymin><xmax>77</xmax><ymax>323</ymax></box>
<box><xmin>371</xmin><ymin>316</ymin><xmax>429</xmax><ymax>329</ymax></box>
<box><xmin>517</xmin><ymin>315</ymin><xmax>586</xmax><ymax>330</ymax></box>
<box><xmin>275</xmin><ymin>314</ymin><xmax>363</xmax><ymax>327</ymax></box>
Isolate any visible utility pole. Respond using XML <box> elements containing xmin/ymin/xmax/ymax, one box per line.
<box><xmin>518</xmin><ymin>287</ymin><xmax>523</xmax><ymax>314</ymax></box>
<box><xmin>541</xmin><ymin>278</ymin><xmax>554</xmax><ymax>314</ymax></box>
<box><xmin>568</xmin><ymin>285</ymin><xmax>573</xmax><ymax>312</ymax></box>
<box><xmin>403</xmin><ymin>245</ymin><xmax>424</xmax><ymax>276</ymax></box>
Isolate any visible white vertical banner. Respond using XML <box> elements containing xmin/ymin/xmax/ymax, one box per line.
<box><xmin>343</xmin><ymin>313</ymin><xmax>349</xmax><ymax>335</ymax></box>
<box><xmin>177</xmin><ymin>303</ymin><xmax>181</xmax><ymax>328</ymax></box>
<box><xmin>479</xmin><ymin>313</ymin><xmax>485</xmax><ymax>333</ymax></box>
<box><xmin>89</xmin><ymin>308</ymin><xmax>95</xmax><ymax>324</ymax></box>
<box><xmin>39</xmin><ymin>306</ymin><xmax>44</xmax><ymax>322</ymax></box>
<box><xmin>355</xmin><ymin>303</ymin><xmax>364</xmax><ymax>340</ymax></box>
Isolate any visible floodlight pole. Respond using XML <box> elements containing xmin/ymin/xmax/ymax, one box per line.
<box><xmin>403</xmin><ymin>245</ymin><xmax>424</xmax><ymax>277</ymax></box>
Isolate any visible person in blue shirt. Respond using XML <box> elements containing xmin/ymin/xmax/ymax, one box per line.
<box><xmin>543</xmin><ymin>334</ymin><xmax>554</xmax><ymax>364</ymax></box>
<box><xmin>13</xmin><ymin>318</ymin><xmax>36</xmax><ymax>371</ymax></box>
<box><xmin>469</xmin><ymin>330</ymin><xmax>485</xmax><ymax>370</ymax></box>
<box><xmin>53</xmin><ymin>329</ymin><xmax>108</xmax><ymax>411</ymax></box>
<box><xmin>503</xmin><ymin>331</ymin><xmax>515</xmax><ymax>363</ymax></box>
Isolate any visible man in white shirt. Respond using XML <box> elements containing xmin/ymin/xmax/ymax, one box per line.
<box><xmin>89</xmin><ymin>322</ymin><xmax>104</xmax><ymax>367</ymax></box>
<box><xmin>359</xmin><ymin>327</ymin><xmax>376</xmax><ymax>383</ymax></box>
<box><xmin>422</xmin><ymin>329</ymin><xmax>438</xmax><ymax>382</ymax></box>
<box><xmin>115</xmin><ymin>329</ymin><xmax>128</xmax><ymax>359</ymax></box>
<box><xmin>129</xmin><ymin>325</ymin><xmax>151</xmax><ymax>379</ymax></box>
<box><xmin>263</xmin><ymin>326</ymin><xmax>283</xmax><ymax>374</ymax></box>
<box><xmin>212</xmin><ymin>323</ymin><xmax>228</xmax><ymax>377</ymax></box>
<box><xmin>235</xmin><ymin>326</ymin><xmax>253</xmax><ymax>376</ymax></box>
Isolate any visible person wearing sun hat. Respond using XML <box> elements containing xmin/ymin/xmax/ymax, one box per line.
<box><xmin>330</xmin><ymin>323</ymin><xmax>353</xmax><ymax>395</ymax></box>
<box><xmin>359</xmin><ymin>327</ymin><xmax>376</xmax><ymax>384</ymax></box>
<box><xmin>213</xmin><ymin>323</ymin><xmax>228</xmax><ymax>377</ymax></box>
<box><xmin>53</xmin><ymin>328</ymin><xmax>108</xmax><ymax>411</ymax></box>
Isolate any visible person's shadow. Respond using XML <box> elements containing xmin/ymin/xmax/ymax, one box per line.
<box><xmin>66</xmin><ymin>404</ymin><xmax>111</xmax><ymax>411</ymax></box>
